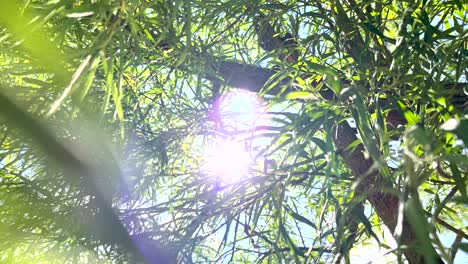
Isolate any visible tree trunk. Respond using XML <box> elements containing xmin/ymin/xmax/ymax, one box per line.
<box><xmin>209</xmin><ymin>60</ymin><xmax>444</xmax><ymax>264</ymax></box>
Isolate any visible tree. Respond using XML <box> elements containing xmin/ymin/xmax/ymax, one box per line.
<box><xmin>0</xmin><ymin>0</ymin><xmax>467</xmax><ymax>263</ymax></box>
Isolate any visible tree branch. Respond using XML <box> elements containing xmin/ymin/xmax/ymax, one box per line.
<box><xmin>142</xmin><ymin>19</ymin><xmax>465</xmax><ymax>263</ymax></box>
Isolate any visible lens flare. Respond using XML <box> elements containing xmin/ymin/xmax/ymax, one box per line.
<box><xmin>213</xmin><ymin>90</ymin><xmax>266</xmax><ymax>131</ymax></box>
<box><xmin>203</xmin><ymin>90</ymin><xmax>266</xmax><ymax>182</ymax></box>
<box><xmin>203</xmin><ymin>139</ymin><xmax>251</xmax><ymax>182</ymax></box>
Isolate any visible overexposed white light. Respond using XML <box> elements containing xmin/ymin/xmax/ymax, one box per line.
<box><xmin>203</xmin><ymin>139</ymin><xmax>251</xmax><ymax>182</ymax></box>
<box><xmin>350</xmin><ymin>225</ymin><xmax>398</xmax><ymax>263</ymax></box>
<box><xmin>216</xmin><ymin>90</ymin><xmax>265</xmax><ymax>130</ymax></box>
<box><xmin>202</xmin><ymin>90</ymin><xmax>266</xmax><ymax>182</ymax></box>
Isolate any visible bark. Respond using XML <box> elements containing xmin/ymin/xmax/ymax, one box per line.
<box><xmin>143</xmin><ymin>12</ymin><xmax>466</xmax><ymax>263</ymax></box>
<box><xmin>202</xmin><ymin>18</ymin><xmax>458</xmax><ymax>262</ymax></box>
<box><xmin>209</xmin><ymin>59</ymin><xmax>447</xmax><ymax>263</ymax></box>
<box><xmin>207</xmin><ymin>61</ymin><xmax>466</xmax><ymax>127</ymax></box>
<box><xmin>333</xmin><ymin>119</ymin><xmax>442</xmax><ymax>264</ymax></box>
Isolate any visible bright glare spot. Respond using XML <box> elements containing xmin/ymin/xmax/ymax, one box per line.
<box><xmin>203</xmin><ymin>90</ymin><xmax>267</xmax><ymax>182</ymax></box>
<box><xmin>215</xmin><ymin>90</ymin><xmax>266</xmax><ymax>130</ymax></box>
<box><xmin>440</xmin><ymin>118</ymin><xmax>459</xmax><ymax>131</ymax></box>
<box><xmin>350</xmin><ymin>225</ymin><xmax>397</xmax><ymax>263</ymax></box>
<box><xmin>203</xmin><ymin>139</ymin><xmax>251</xmax><ymax>182</ymax></box>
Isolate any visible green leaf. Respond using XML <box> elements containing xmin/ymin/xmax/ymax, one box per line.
<box><xmin>405</xmin><ymin>198</ymin><xmax>441</xmax><ymax>264</ymax></box>
<box><xmin>351</xmin><ymin>206</ymin><xmax>380</xmax><ymax>244</ymax></box>
<box><xmin>267</xmin><ymin>136</ymin><xmax>293</xmax><ymax>156</ymax></box>
<box><xmin>362</xmin><ymin>22</ymin><xmax>387</xmax><ymax>40</ymax></box>
<box><xmin>397</xmin><ymin>101</ymin><xmax>419</xmax><ymax>125</ymax></box>
<box><xmin>0</xmin><ymin>91</ymin><xmax>144</xmax><ymax>262</ymax></box>
<box><xmin>286</xmin><ymin>206</ymin><xmax>317</xmax><ymax>229</ymax></box>
<box><xmin>441</xmin><ymin>118</ymin><xmax>468</xmax><ymax>147</ymax></box>
<box><xmin>0</xmin><ymin>2</ymin><xmax>69</xmax><ymax>82</ymax></box>
<box><xmin>77</xmin><ymin>56</ymin><xmax>101</xmax><ymax>102</ymax></box>
<box><xmin>278</xmin><ymin>222</ymin><xmax>301</xmax><ymax>263</ymax></box>
<box><xmin>311</xmin><ymin>137</ymin><xmax>329</xmax><ymax>152</ymax></box>
<box><xmin>304</xmin><ymin>61</ymin><xmax>341</xmax><ymax>93</ymax></box>
<box><xmin>285</xmin><ymin>91</ymin><xmax>317</xmax><ymax>100</ymax></box>
<box><xmin>450</xmin><ymin>162</ymin><xmax>467</xmax><ymax>201</ymax></box>
<box><xmin>48</xmin><ymin>55</ymin><xmax>93</xmax><ymax>116</ymax></box>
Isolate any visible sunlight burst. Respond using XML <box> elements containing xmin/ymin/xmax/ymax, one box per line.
<box><xmin>203</xmin><ymin>90</ymin><xmax>266</xmax><ymax>182</ymax></box>
<box><xmin>203</xmin><ymin>139</ymin><xmax>251</xmax><ymax>182</ymax></box>
<box><xmin>214</xmin><ymin>89</ymin><xmax>266</xmax><ymax>130</ymax></box>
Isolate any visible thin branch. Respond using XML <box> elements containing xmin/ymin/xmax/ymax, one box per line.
<box><xmin>424</xmin><ymin>210</ymin><xmax>468</xmax><ymax>240</ymax></box>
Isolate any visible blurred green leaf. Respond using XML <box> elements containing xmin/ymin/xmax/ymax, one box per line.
<box><xmin>0</xmin><ymin>1</ymin><xmax>69</xmax><ymax>82</ymax></box>
<box><xmin>450</xmin><ymin>162</ymin><xmax>467</xmax><ymax>201</ymax></box>
<box><xmin>286</xmin><ymin>205</ymin><xmax>317</xmax><ymax>229</ymax></box>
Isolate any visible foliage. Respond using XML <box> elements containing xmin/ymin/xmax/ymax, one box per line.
<box><xmin>0</xmin><ymin>0</ymin><xmax>467</xmax><ymax>263</ymax></box>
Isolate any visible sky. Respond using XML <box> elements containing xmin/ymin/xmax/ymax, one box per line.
<box><xmin>206</xmin><ymin>89</ymin><xmax>468</xmax><ymax>263</ymax></box>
